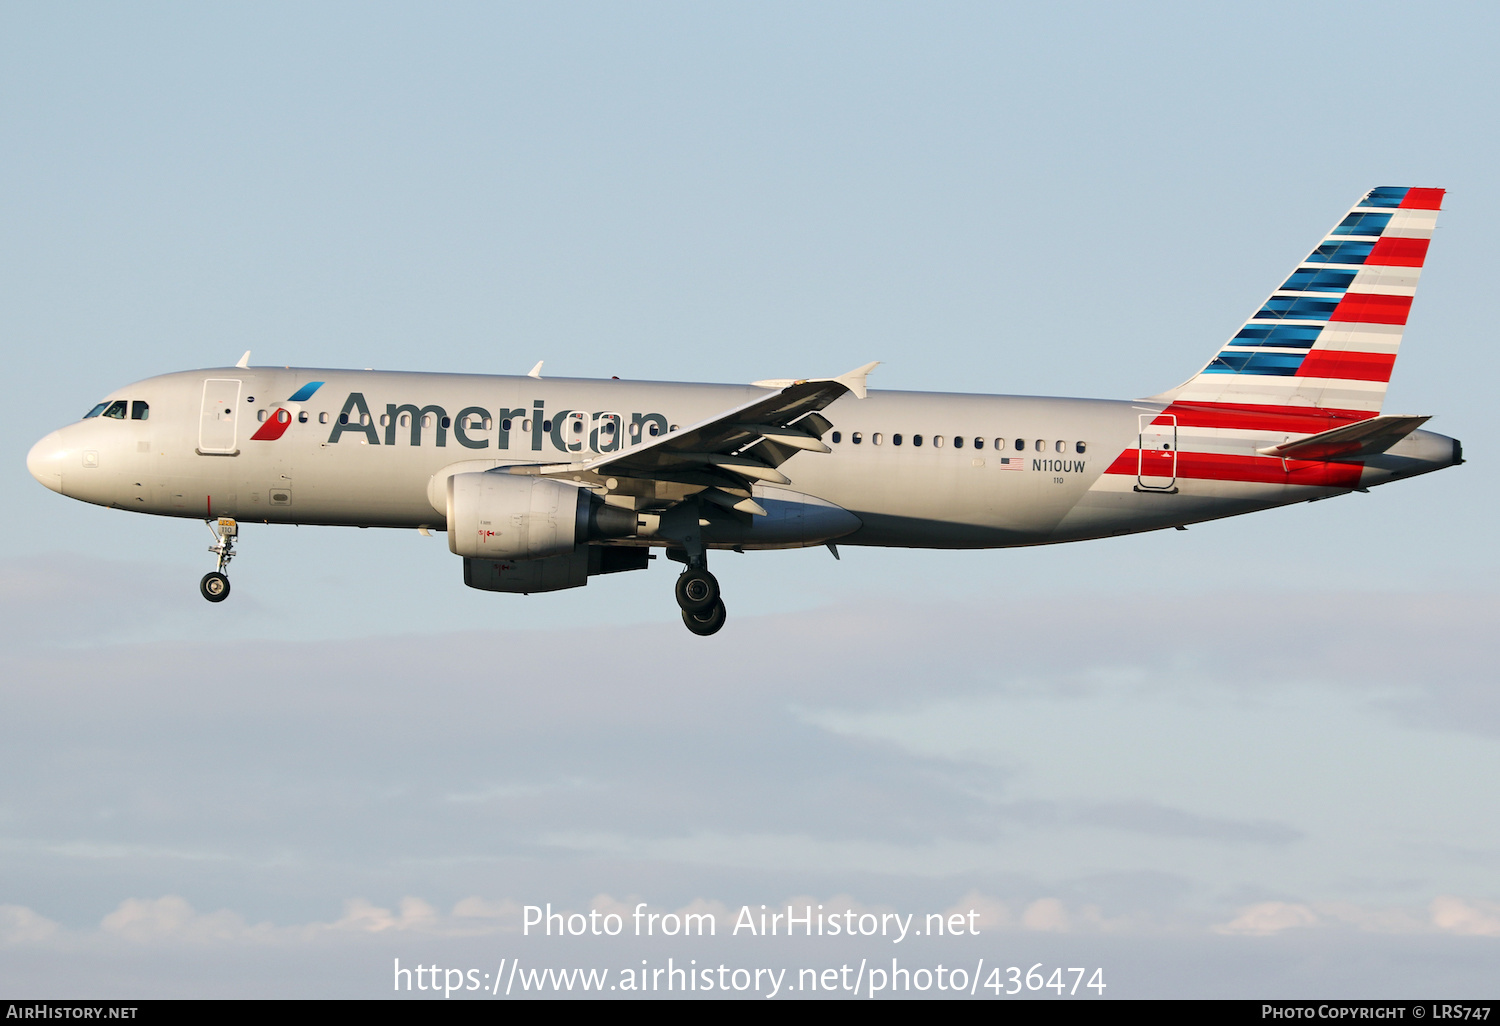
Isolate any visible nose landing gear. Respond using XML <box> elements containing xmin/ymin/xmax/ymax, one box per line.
<box><xmin>200</xmin><ymin>571</ymin><xmax>230</xmax><ymax>602</ymax></box>
<box><xmin>201</xmin><ymin>517</ymin><xmax>237</xmax><ymax>603</ymax></box>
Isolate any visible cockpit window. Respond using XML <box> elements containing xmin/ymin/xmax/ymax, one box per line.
<box><xmin>131</xmin><ymin>401</ymin><xmax>149</xmax><ymax>420</ymax></box>
<box><xmin>102</xmin><ymin>400</ymin><xmax>127</xmax><ymax>419</ymax></box>
<box><xmin>83</xmin><ymin>402</ymin><xmax>109</xmax><ymax>419</ymax></box>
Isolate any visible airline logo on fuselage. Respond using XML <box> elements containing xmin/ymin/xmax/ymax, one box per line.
<box><xmin>321</xmin><ymin>391</ymin><xmax>669</xmax><ymax>454</ymax></box>
<box><xmin>249</xmin><ymin>381</ymin><xmax>326</xmax><ymax>442</ymax></box>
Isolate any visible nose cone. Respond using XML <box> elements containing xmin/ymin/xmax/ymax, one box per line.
<box><xmin>27</xmin><ymin>432</ymin><xmax>66</xmax><ymax>493</ymax></box>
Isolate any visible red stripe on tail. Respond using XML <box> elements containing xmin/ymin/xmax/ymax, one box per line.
<box><xmin>1399</xmin><ymin>188</ymin><xmax>1445</xmax><ymax>210</ymax></box>
<box><xmin>1295</xmin><ymin>350</ymin><xmax>1397</xmax><ymax>382</ymax></box>
<box><xmin>1365</xmin><ymin>236</ymin><xmax>1429</xmax><ymax>268</ymax></box>
<box><xmin>1329</xmin><ymin>292</ymin><xmax>1412</xmax><ymax>325</ymax></box>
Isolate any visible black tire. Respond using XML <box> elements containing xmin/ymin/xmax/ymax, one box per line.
<box><xmin>200</xmin><ymin>572</ymin><xmax>231</xmax><ymax>603</ymax></box>
<box><xmin>682</xmin><ymin>598</ymin><xmax>727</xmax><ymax>636</ymax></box>
<box><xmin>674</xmin><ymin>568</ymin><xmax>719</xmax><ymax>614</ymax></box>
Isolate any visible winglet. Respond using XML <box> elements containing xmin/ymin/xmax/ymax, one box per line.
<box><xmin>751</xmin><ymin>361</ymin><xmax>880</xmax><ymax>398</ymax></box>
<box><xmin>528</xmin><ymin>361</ymin><xmax>544</xmax><ymax>379</ymax></box>
<box><xmin>235</xmin><ymin>350</ymin><xmax>251</xmax><ymax>369</ymax></box>
<box><xmin>834</xmin><ymin>361</ymin><xmax>880</xmax><ymax>400</ymax></box>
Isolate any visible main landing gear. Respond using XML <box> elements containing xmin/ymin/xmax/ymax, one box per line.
<box><xmin>662</xmin><ymin>501</ymin><xmax>727</xmax><ymax>636</ymax></box>
<box><xmin>675</xmin><ymin>565</ymin><xmax>726</xmax><ymax>636</ymax></box>
<box><xmin>200</xmin><ymin>517</ymin><xmax>237</xmax><ymax>603</ymax></box>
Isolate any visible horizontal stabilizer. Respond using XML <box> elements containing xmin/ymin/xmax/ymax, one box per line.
<box><xmin>1256</xmin><ymin>414</ymin><xmax>1430</xmax><ymax>460</ymax></box>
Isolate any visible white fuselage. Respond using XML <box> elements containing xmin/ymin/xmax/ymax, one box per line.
<box><xmin>27</xmin><ymin>366</ymin><xmax>1461</xmax><ymax>551</ymax></box>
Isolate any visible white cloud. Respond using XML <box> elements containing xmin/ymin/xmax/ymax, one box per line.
<box><xmin>1213</xmin><ymin>901</ymin><xmax>1319</xmax><ymax>936</ymax></box>
<box><xmin>0</xmin><ymin>904</ymin><xmax>62</xmax><ymax>946</ymax></box>
<box><xmin>1430</xmin><ymin>896</ymin><xmax>1500</xmax><ymax>937</ymax></box>
<box><xmin>100</xmin><ymin>896</ymin><xmax>268</xmax><ymax>944</ymax></box>
<box><xmin>1020</xmin><ymin>898</ymin><xmax>1070</xmax><ymax>932</ymax></box>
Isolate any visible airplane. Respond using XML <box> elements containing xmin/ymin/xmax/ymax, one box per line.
<box><xmin>26</xmin><ymin>186</ymin><xmax>1462</xmax><ymax>636</ymax></box>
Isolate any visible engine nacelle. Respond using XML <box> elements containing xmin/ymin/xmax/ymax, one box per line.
<box><xmin>463</xmin><ymin>545</ymin><xmax>651</xmax><ymax>594</ymax></box>
<box><xmin>446</xmin><ymin>471</ymin><xmax>637</xmax><ymax>559</ymax></box>
<box><xmin>448</xmin><ymin>472</ymin><xmax>579</xmax><ymax>559</ymax></box>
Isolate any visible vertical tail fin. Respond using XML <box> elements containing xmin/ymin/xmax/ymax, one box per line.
<box><xmin>1155</xmin><ymin>187</ymin><xmax>1444</xmax><ymax>426</ymax></box>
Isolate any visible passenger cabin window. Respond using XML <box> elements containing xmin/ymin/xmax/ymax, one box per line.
<box><xmin>319</xmin><ymin>412</ymin><xmax>329</xmax><ymax>424</ymax></box>
<box><xmin>912</xmin><ymin>434</ymin><xmax>923</xmax><ymax>447</ymax></box>
<box><xmin>892</xmin><ymin>433</ymin><xmax>903</xmax><ymax>446</ymax></box>
<box><xmin>934</xmin><ymin>435</ymin><xmax>944</xmax><ymax>448</ymax></box>
<box><xmin>131</xmin><ymin>401</ymin><xmax>149</xmax><ymax>421</ymax></box>
<box><xmin>1035</xmin><ymin>439</ymin><xmax>1045</xmax><ymax>452</ymax></box>
<box><xmin>1076</xmin><ymin>441</ymin><xmax>1087</xmax><ymax>454</ymax></box>
<box><xmin>873</xmin><ymin>433</ymin><xmax>883</xmax><ymax>445</ymax></box>
<box><xmin>852</xmin><ymin>432</ymin><xmax>863</xmax><ymax>444</ymax></box>
<box><xmin>258</xmin><ymin>410</ymin><xmax>268</xmax><ymax>422</ymax></box>
<box><xmin>84</xmin><ymin>402</ymin><xmax>109</xmax><ymax>419</ymax></box>
<box><xmin>1055</xmin><ymin>440</ymin><xmax>1065</xmax><ymax>453</ymax></box>
<box><xmin>298</xmin><ymin>411</ymin><xmax>308</xmax><ymax>423</ymax></box>
<box><xmin>976</xmin><ymin>437</ymin><xmax>985</xmax><ymax>450</ymax></box>
<box><xmin>103</xmin><ymin>400</ymin><xmax>127</xmax><ymax>419</ymax></box>
<box><xmin>831</xmin><ymin>431</ymin><xmax>842</xmax><ymax>443</ymax></box>
<box><xmin>1014</xmin><ymin>438</ymin><xmax>1025</xmax><ymax>451</ymax></box>
<box><xmin>953</xmin><ymin>436</ymin><xmax>963</xmax><ymax>448</ymax></box>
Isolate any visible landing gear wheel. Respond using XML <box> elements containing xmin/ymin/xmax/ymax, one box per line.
<box><xmin>682</xmin><ymin>598</ymin><xmax>727</xmax><ymax>636</ymax></box>
<box><xmin>200</xmin><ymin>572</ymin><xmax>230</xmax><ymax>603</ymax></box>
<box><xmin>675</xmin><ymin>568</ymin><xmax>720</xmax><ymax>614</ymax></box>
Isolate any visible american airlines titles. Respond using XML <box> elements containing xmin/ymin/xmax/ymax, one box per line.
<box><xmin>325</xmin><ymin>392</ymin><xmax>669</xmax><ymax>454</ymax></box>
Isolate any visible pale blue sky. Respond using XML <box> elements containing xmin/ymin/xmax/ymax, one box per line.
<box><xmin>2</xmin><ymin>1</ymin><xmax>1497</xmax><ymax>997</ymax></box>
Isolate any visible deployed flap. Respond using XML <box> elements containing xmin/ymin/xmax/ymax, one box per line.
<box><xmin>1256</xmin><ymin>414</ymin><xmax>1430</xmax><ymax>461</ymax></box>
<box><xmin>513</xmin><ymin>364</ymin><xmax>876</xmax><ymax>493</ymax></box>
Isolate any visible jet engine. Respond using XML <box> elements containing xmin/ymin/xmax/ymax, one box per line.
<box><xmin>446</xmin><ymin>472</ymin><xmax>636</xmax><ymax>559</ymax></box>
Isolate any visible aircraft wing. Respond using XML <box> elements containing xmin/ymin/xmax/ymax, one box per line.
<box><xmin>508</xmin><ymin>362</ymin><xmax>878</xmax><ymax>514</ymax></box>
<box><xmin>1255</xmin><ymin>414</ymin><xmax>1431</xmax><ymax>461</ymax></box>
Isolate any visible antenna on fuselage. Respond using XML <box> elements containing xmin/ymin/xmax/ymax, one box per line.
<box><xmin>235</xmin><ymin>351</ymin><xmax>251</xmax><ymax>369</ymax></box>
<box><xmin>527</xmin><ymin>361</ymin><xmax>544</xmax><ymax>379</ymax></box>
